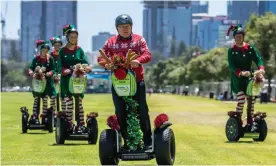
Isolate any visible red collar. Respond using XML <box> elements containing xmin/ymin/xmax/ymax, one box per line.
<box><xmin>63</xmin><ymin>45</ymin><xmax>80</xmax><ymax>54</ymax></box>
<box><xmin>232</xmin><ymin>43</ymin><xmax>249</xmax><ymax>53</ymax></box>
<box><xmin>36</xmin><ymin>54</ymin><xmax>50</xmax><ymax>63</ymax></box>
<box><xmin>51</xmin><ymin>50</ymin><xmax>58</xmax><ymax>56</ymax></box>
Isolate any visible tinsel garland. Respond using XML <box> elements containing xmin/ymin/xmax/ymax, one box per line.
<box><xmin>123</xmin><ymin>96</ymin><xmax>144</xmax><ymax>151</ymax></box>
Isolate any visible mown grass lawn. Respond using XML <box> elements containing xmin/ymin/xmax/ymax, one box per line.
<box><xmin>1</xmin><ymin>92</ymin><xmax>276</xmax><ymax>165</ymax></box>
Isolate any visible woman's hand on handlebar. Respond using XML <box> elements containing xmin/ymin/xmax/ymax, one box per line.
<box><xmin>257</xmin><ymin>69</ymin><xmax>265</xmax><ymax>75</ymax></box>
<box><xmin>63</xmin><ymin>69</ymin><xmax>71</xmax><ymax>75</ymax></box>
<box><xmin>240</xmin><ymin>71</ymin><xmax>251</xmax><ymax>77</ymax></box>
<box><xmin>29</xmin><ymin>71</ymin><xmax>34</xmax><ymax>77</ymax></box>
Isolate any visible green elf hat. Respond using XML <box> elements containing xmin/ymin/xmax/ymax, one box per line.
<box><xmin>62</xmin><ymin>24</ymin><xmax>77</xmax><ymax>37</ymax></box>
<box><xmin>49</xmin><ymin>37</ymin><xmax>55</xmax><ymax>45</ymax></box>
<box><xmin>226</xmin><ymin>24</ymin><xmax>244</xmax><ymax>39</ymax></box>
<box><xmin>36</xmin><ymin>40</ymin><xmax>46</xmax><ymax>48</ymax></box>
<box><xmin>49</xmin><ymin>36</ymin><xmax>63</xmax><ymax>45</ymax></box>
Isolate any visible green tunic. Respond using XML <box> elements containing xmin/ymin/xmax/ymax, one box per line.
<box><xmin>50</xmin><ymin>51</ymin><xmax>59</xmax><ymax>73</ymax></box>
<box><xmin>228</xmin><ymin>43</ymin><xmax>264</xmax><ymax>94</ymax></box>
<box><xmin>29</xmin><ymin>55</ymin><xmax>57</xmax><ymax>97</ymax></box>
<box><xmin>57</xmin><ymin>46</ymin><xmax>89</xmax><ymax>99</ymax></box>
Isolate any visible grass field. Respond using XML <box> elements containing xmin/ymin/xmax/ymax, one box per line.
<box><xmin>1</xmin><ymin>92</ymin><xmax>276</xmax><ymax>165</ymax></box>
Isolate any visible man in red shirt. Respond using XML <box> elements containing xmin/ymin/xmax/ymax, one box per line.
<box><xmin>98</xmin><ymin>14</ymin><xmax>152</xmax><ymax>150</ymax></box>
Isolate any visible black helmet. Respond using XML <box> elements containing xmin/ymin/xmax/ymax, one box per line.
<box><xmin>115</xmin><ymin>14</ymin><xmax>133</xmax><ymax>27</ymax></box>
<box><xmin>233</xmin><ymin>27</ymin><xmax>245</xmax><ymax>36</ymax></box>
<box><xmin>40</xmin><ymin>44</ymin><xmax>50</xmax><ymax>50</ymax></box>
<box><xmin>226</xmin><ymin>24</ymin><xmax>245</xmax><ymax>39</ymax></box>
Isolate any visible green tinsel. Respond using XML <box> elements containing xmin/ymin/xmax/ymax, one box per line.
<box><xmin>123</xmin><ymin>96</ymin><xmax>144</xmax><ymax>151</ymax></box>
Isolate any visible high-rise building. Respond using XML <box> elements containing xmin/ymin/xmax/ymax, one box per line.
<box><xmin>20</xmin><ymin>1</ymin><xmax>77</xmax><ymax>62</ymax></box>
<box><xmin>227</xmin><ymin>1</ymin><xmax>258</xmax><ymax>25</ymax></box>
<box><xmin>259</xmin><ymin>1</ymin><xmax>276</xmax><ymax>15</ymax></box>
<box><xmin>195</xmin><ymin>15</ymin><xmax>227</xmax><ymax>50</ymax></box>
<box><xmin>191</xmin><ymin>1</ymin><xmax>209</xmax><ymax>14</ymax></box>
<box><xmin>142</xmin><ymin>1</ymin><xmax>192</xmax><ymax>57</ymax></box>
<box><xmin>1</xmin><ymin>39</ymin><xmax>20</xmax><ymax>60</ymax></box>
<box><xmin>92</xmin><ymin>32</ymin><xmax>115</xmax><ymax>51</ymax></box>
<box><xmin>45</xmin><ymin>1</ymin><xmax>77</xmax><ymax>40</ymax></box>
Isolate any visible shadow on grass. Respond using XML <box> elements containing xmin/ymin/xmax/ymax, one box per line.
<box><xmin>49</xmin><ymin>143</ymin><xmax>93</xmax><ymax>146</ymax></box>
<box><xmin>224</xmin><ymin>141</ymin><xmax>256</xmax><ymax>144</ymax></box>
<box><xmin>21</xmin><ymin>132</ymin><xmax>48</xmax><ymax>135</ymax></box>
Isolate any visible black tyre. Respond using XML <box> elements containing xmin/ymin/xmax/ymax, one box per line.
<box><xmin>87</xmin><ymin>118</ymin><xmax>98</xmax><ymax>144</ymax></box>
<box><xmin>47</xmin><ymin>110</ymin><xmax>53</xmax><ymax>133</ymax></box>
<box><xmin>225</xmin><ymin>117</ymin><xmax>242</xmax><ymax>142</ymax></box>
<box><xmin>99</xmin><ymin>129</ymin><xmax>119</xmax><ymax>165</ymax></box>
<box><xmin>253</xmin><ymin>119</ymin><xmax>267</xmax><ymax>142</ymax></box>
<box><xmin>55</xmin><ymin>117</ymin><xmax>66</xmax><ymax>144</ymax></box>
<box><xmin>54</xmin><ymin>116</ymin><xmax>57</xmax><ymax>128</ymax></box>
<box><xmin>22</xmin><ymin>114</ymin><xmax>28</xmax><ymax>133</ymax></box>
<box><xmin>155</xmin><ymin>128</ymin><xmax>175</xmax><ymax>165</ymax></box>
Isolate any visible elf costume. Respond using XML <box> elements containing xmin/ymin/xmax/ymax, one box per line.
<box><xmin>57</xmin><ymin>24</ymin><xmax>90</xmax><ymax>129</ymax></box>
<box><xmin>49</xmin><ymin>36</ymin><xmax>64</xmax><ymax>111</ymax></box>
<box><xmin>28</xmin><ymin>40</ymin><xmax>57</xmax><ymax>117</ymax></box>
<box><xmin>227</xmin><ymin>24</ymin><xmax>265</xmax><ymax>117</ymax></box>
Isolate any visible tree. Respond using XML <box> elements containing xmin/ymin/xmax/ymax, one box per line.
<box><xmin>177</xmin><ymin>40</ymin><xmax>187</xmax><ymax>57</ymax></box>
<box><xmin>169</xmin><ymin>39</ymin><xmax>177</xmax><ymax>58</ymax></box>
<box><xmin>180</xmin><ymin>46</ymin><xmax>206</xmax><ymax>64</ymax></box>
<box><xmin>3</xmin><ymin>69</ymin><xmax>27</xmax><ymax>87</ymax></box>
<box><xmin>245</xmin><ymin>12</ymin><xmax>276</xmax><ymax>100</ymax></box>
<box><xmin>186</xmin><ymin>47</ymin><xmax>229</xmax><ymax>82</ymax></box>
<box><xmin>1</xmin><ymin>62</ymin><xmax>8</xmax><ymax>91</ymax></box>
<box><xmin>146</xmin><ymin>50</ymin><xmax>165</xmax><ymax>66</ymax></box>
<box><xmin>8</xmin><ymin>40</ymin><xmax>21</xmax><ymax>62</ymax></box>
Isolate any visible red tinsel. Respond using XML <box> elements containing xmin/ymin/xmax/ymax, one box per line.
<box><xmin>107</xmin><ymin>115</ymin><xmax>120</xmax><ymax>131</ymax></box>
<box><xmin>154</xmin><ymin>113</ymin><xmax>169</xmax><ymax>128</ymax></box>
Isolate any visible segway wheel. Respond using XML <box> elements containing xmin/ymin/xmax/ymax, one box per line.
<box><xmin>225</xmin><ymin>117</ymin><xmax>242</xmax><ymax>142</ymax></box>
<box><xmin>22</xmin><ymin>114</ymin><xmax>28</xmax><ymax>133</ymax></box>
<box><xmin>87</xmin><ymin>118</ymin><xmax>98</xmax><ymax>144</ymax></box>
<box><xmin>253</xmin><ymin>119</ymin><xmax>267</xmax><ymax>142</ymax></box>
<box><xmin>99</xmin><ymin>129</ymin><xmax>119</xmax><ymax>165</ymax></box>
<box><xmin>55</xmin><ymin>117</ymin><xmax>66</xmax><ymax>144</ymax></box>
<box><xmin>47</xmin><ymin>110</ymin><xmax>54</xmax><ymax>133</ymax></box>
<box><xmin>155</xmin><ymin>128</ymin><xmax>175</xmax><ymax>165</ymax></box>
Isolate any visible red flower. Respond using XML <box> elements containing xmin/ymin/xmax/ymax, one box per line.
<box><xmin>154</xmin><ymin>113</ymin><xmax>169</xmax><ymax>128</ymax></box>
<box><xmin>107</xmin><ymin>115</ymin><xmax>120</xmax><ymax>131</ymax></box>
<box><xmin>114</xmin><ymin>68</ymin><xmax>127</xmax><ymax>80</ymax></box>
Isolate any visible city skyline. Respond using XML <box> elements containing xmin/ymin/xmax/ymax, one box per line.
<box><xmin>1</xmin><ymin>1</ymin><xmax>227</xmax><ymax>52</ymax></box>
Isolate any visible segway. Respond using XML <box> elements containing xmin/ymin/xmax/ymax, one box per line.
<box><xmin>225</xmin><ymin>70</ymin><xmax>267</xmax><ymax>142</ymax></box>
<box><xmin>99</xmin><ymin>70</ymin><xmax>176</xmax><ymax>165</ymax></box>
<box><xmin>53</xmin><ymin>74</ymin><xmax>61</xmax><ymax>128</ymax></box>
<box><xmin>55</xmin><ymin>71</ymin><xmax>98</xmax><ymax>144</ymax></box>
<box><xmin>21</xmin><ymin>73</ymin><xmax>54</xmax><ymax>133</ymax></box>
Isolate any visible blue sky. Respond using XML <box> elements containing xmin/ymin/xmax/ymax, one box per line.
<box><xmin>0</xmin><ymin>0</ymin><xmax>227</xmax><ymax>52</ymax></box>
